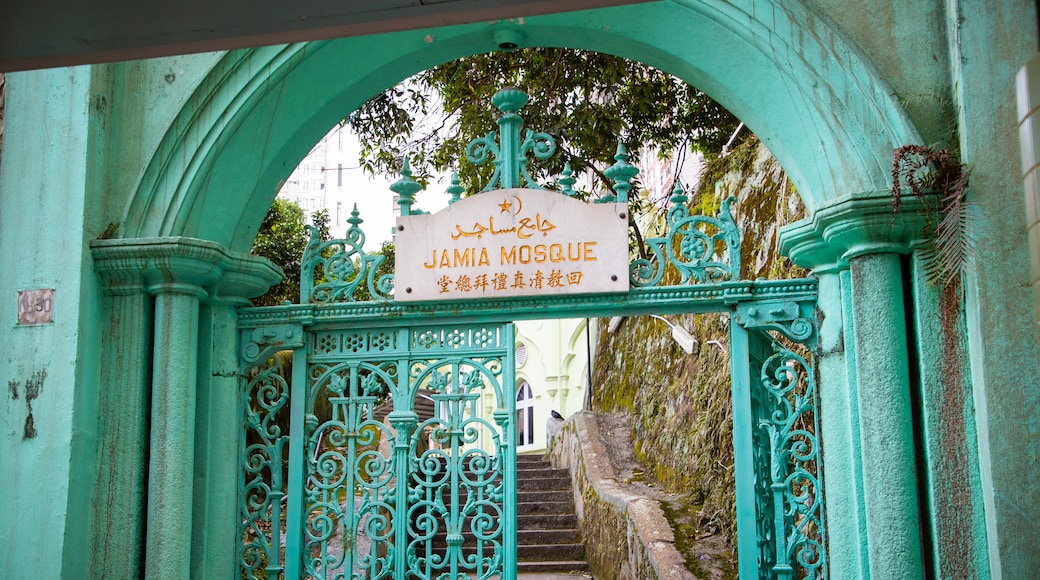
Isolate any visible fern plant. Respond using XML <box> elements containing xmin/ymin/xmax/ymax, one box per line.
<box><xmin>891</xmin><ymin>145</ymin><xmax>975</xmax><ymax>289</ymax></box>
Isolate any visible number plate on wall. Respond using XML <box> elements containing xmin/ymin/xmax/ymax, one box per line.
<box><xmin>17</xmin><ymin>288</ymin><xmax>54</xmax><ymax>325</ymax></box>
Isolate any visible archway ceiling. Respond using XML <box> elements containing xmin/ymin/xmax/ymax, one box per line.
<box><xmin>123</xmin><ymin>1</ymin><xmax>921</xmax><ymax>251</ymax></box>
<box><xmin>0</xmin><ymin>0</ymin><xmax>652</xmax><ymax>72</ymax></box>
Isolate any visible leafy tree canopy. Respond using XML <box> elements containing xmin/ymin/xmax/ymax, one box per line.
<box><xmin>347</xmin><ymin>48</ymin><xmax>740</xmax><ymax>197</ymax></box>
<box><xmin>251</xmin><ymin>198</ymin><xmax>329</xmax><ymax>306</ymax></box>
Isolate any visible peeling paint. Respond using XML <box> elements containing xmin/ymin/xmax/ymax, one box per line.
<box><xmin>21</xmin><ymin>369</ymin><xmax>47</xmax><ymax>439</ymax></box>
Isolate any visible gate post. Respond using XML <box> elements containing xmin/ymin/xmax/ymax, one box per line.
<box><xmin>92</xmin><ymin>237</ymin><xmax>280</xmax><ymax>580</ymax></box>
<box><xmin>781</xmin><ymin>194</ymin><xmax>928</xmax><ymax>579</ymax></box>
<box><xmin>138</xmin><ymin>240</ymin><xmax>228</xmax><ymax>580</ymax></box>
<box><xmin>193</xmin><ymin>255</ymin><xmax>282</xmax><ymax>579</ymax></box>
<box><xmin>90</xmin><ymin>249</ymin><xmax>155</xmax><ymax>580</ymax></box>
<box><xmin>845</xmin><ymin>250</ymin><xmax>924</xmax><ymax>578</ymax></box>
<box><xmin>728</xmin><ymin>319</ymin><xmax>760</xmax><ymax>579</ymax></box>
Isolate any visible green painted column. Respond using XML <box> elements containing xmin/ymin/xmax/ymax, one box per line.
<box><xmin>814</xmin><ymin>266</ymin><xmax>870</xmax><ymax>580</ymax></box>
<box><xmin>191</xmin><ymin>301</ymin><xmax>239</xmax><ymax>579</ymax></box>
<box><xmin>780</xmin><ymin>193</ymin><xmax>929</xmax><ymax>579</ymax></box>
<box><xmin>191</xmin><ymin>255</ymin><xmax>281</xmax><ymax>578</ymax></box>
<box><xmin>847</xmin><ymin>251</ymin><xmax>924</xmax><ymax>578</ymax></box>
<box><xmin>145</xmin><ymin>285</ymin><xmax>206</xmax><ymax>580</ymax></box>
<box><xmin>907</xmin><ymin>249</ymin><xmax>990</xmax><ymax>578</ymax></box>
<box><xmin>89</xmin><ymin>248</ymin><xmax>156</xmax><ymax>580</ymax></box>
<box><xmin>91</xmin><ymin>237</ymin><xmax>271</xmax><ymax>580</ymax></box>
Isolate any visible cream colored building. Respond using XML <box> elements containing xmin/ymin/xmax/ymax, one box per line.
<box><xmin>511</xmin><ymin>318</ymin><xmax>595</xmax><ymax>454</ymax></box>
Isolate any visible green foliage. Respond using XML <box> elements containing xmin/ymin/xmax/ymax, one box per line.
<box><xmin>311</xmin><ymin>207</ymin><xmax>331</xmax><ymax>242</ymax></box>
<box><xmin>590</xmin><ymin>139</ymin><xmax>806</xmax><ymax>555</ymax></box>
<box><xmin>353</xmin><ymin>241</ymin><xmax>396</xmax><ymax>302</ymax></box>
<box><xmin>251</xmin><ymin>198</ymin><xmax>327</xmax><ymax>306</ymax></box>
<box><xmin>347</xmin><ymin>48</ymin><xmax>740</xmax><ymax>196</ymax></box>
<box><xmin>891</xmin><ymin>144</ymin><xmax>975</xmax><ymax>289</ymax></box>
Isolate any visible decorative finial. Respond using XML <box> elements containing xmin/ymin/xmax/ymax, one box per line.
<box><xmin>491</xmin><ymin>88</ymin><xmax>529</xmax><ymax>114</ymax></box>
<box><xmin>466</xmin><ymin>88</ymin><xmax>556</xmax><ymax>191</ymax></box>
<box><xmin>669</xmin><ymin>181</ymin><xmax>688</xmax><ymax>207</ymax></box>
<box><xmin>345</xmin><ymin>204</ymin><xmax>366</xmax><ymax>246</ymax></box>
<box><xmin>603</xmin><ymin>141</ymin><xmax>638</xmax><ymax>204</ymax></box>
<box><xmin>347</xmin><ymin>203</ymin><xmax>363</xmax><ymax>228</ymax></box>
<box><xmin>390</xmin><ymin>157</ymin><xmax>423</xmax><ymax>216</ymax></box>
<box><xmin>559</xmin><ymin>162</ymin><xmax>577</xmax><ymax>197</ymax></box>
<box><xmin>447</xmin><ymin>172</ymin><xmax>464</xmax><ymax>205</ymax></box>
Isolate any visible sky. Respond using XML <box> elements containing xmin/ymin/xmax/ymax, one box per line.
<box><xmin>335</xmin><ymin>133</ymin><xmax>451</xmax><ymax>250</ymax></box>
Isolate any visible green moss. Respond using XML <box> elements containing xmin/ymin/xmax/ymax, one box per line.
<box><xmin>660</xmin><ymin>497</ymin><xmax>738</xmax><ymax>579</ymax></box>
<box><xmin>590</xmin><ymin>137</ymin><xmax>805</xmax><ymax>553</ymax></box>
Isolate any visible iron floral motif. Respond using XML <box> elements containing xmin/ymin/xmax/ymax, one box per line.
<box><xmin>466</xmin><ymin>88</ymin><xmax>556</xmax><ymax>192</ymax></box>
<box><xmin>301</xmin><ymin>205</ymin><xmax>394</xmax><ymax>303</ymax></box>
<box><xmin>755</xmin><ymin>338</ymin><xmax>826</xmax><ymax>579</ymax></box>
<box><xmin>631</xmin><ymin>187</ymin><xmax>742</xmax><ymax>287</ymax></box>
<box><xmin>240</xmin><ymin>356</ymin><xmax>290</xmax><ymax>580</ymax></box>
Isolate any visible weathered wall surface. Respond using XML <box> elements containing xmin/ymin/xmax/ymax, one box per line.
<box><xmin>0</xmin><ymin>55</ymin><xmax>225</xmax><ymax>579</ymax></box>
<box><xmin>590</xmin><ymin>139</ymin><xmax>804</xmax><ymax>547</ymax></box>
<box><xmin>549</xmin><ymin>412</ymin><xmax>694</xmax><ymax>579</ymax></box>
<box><xmin>0</xmin><ymin>67</ymin><xmax>101</xmax><ymax>578</ymax></box>
<box><xmin>0</xmin><ymin>1</ymin><xmax>1037</xmax><ymax>578</ymax></box>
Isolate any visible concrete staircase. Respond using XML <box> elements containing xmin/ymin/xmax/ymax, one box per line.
<box><xmin>515</xmin><ymin>454</ymin><xmax>589</xmax><ymax>574</ymax></box>
<box><xmin>424</xmin><ymin>454</ymin><xmax>589</xmax><ymax>575</ymax></box>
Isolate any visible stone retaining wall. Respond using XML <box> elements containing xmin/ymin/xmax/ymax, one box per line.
<box><xmin>547</xmin><ymin>412</ymin><xmax>692</xmax><ymax>579</ymax></box>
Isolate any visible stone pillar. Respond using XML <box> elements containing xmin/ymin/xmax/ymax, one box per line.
<box><xmin>817</xmin><ymin>265</ymin><xmax>871</xmax><ymax>580</ymax></box>
<box><xmin>145</xmin><ymin>284</ymin><xmax>208</xmax><ymax>580</ymax></box>
<box><xmin>191</xmin><ymin>255</ymin><xmax>281</xmax><ymax>578</ymax></box>
<box><xmin>91</xmin><ymin>237</ymin><xmax>281</xmax><ymax>580</ymax></box>
<box><xmin>845</xmin><ymin>250</ymin><xmax>923</xmax><ymax>578</ymax></box>
<box><xmin>90</xmin><ymin>252</ymin><xmax>155</xmax><ymax>580</ymax></box>
<box><xmin>780</xmin><ymin>193</ymin><xmax>927</xmax><ymax>579</ymax></box>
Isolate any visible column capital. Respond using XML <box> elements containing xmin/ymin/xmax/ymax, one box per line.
<box><xmin>92</xmin><ymin>237</ymin><xmax>282</xmax><ymax>302</ymax></box>
<box><xmin>207</xmin><ymin>251</ymin><xmax>283</xmax><ymax>306</ymax></box>
<box><xmin>778</xmin><ymin>192</ymin><xmax>928</xmax><ymax>271</ymax></box>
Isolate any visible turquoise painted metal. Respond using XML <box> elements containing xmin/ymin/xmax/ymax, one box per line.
<box><xmin>237</xmin><ymin>90</ymin><xmax>825</xmax><ymax>579</ymax></box>
<box><xmin>467</xmin><ymin>88</ymin><xmax>556</xmax><ymax>191</ymax></box>
<box><xmin>631</xmin><ymin>183</ymin><xmax>742</xmax><ymax>287</ymax></box>
<box><xmin>3</xmin><ymin>4</ymin><xmax>1039</xmax><ymax>579</ymax></box>
<box><xmin>732</xmin><ymin>304</ymin><xmax>824</xmax><ymax>580</ymax></box>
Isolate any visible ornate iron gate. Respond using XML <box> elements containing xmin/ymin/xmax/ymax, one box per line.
<box><xmin>237</xmin><ymin>89</ymin><xmax>826</xmax><ymax>579</ymax></box>
<box><xmin>241</xmin><ymin>322</ymin><xmax>515</xmax><ymax>580</ymax></box>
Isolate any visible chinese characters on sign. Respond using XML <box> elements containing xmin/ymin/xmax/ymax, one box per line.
<box><xmin>395</xmin><ymin>188</ymin><xmax>629</xmax><ymax>301</ymax></box>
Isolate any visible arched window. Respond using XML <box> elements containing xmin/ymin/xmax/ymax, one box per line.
<box><xmin>515</xmin><ymin>381</ymin><xmax>535</xmax><ymax>448</ymax></box>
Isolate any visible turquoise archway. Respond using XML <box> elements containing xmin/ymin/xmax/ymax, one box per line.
<box><xmin>122</xmin><ymin>0</ymin><xmax>922</xmax><ymax>250</ymax></box>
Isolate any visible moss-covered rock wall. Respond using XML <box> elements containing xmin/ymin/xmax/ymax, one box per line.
<box><xmin>590</xmin><ymin>137</ymin><xmax>805</xmax><ymax>548</ymax></box>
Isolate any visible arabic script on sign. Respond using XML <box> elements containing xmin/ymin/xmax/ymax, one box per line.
<box><xmin>395</xmin><ymin>188</ymin><xmax>629</xmax><ymax>302</ymax></box>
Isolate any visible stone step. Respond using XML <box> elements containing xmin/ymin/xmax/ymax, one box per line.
<box><xmin>518</xmin><ymin>486</ymin><xmax>573</xmax><ymax>499</ymax></box>
<box><xmin>516</xmin><ymin>466</ymin><xmax>570</xmax><ymax>478</ymax></box>
<box><xmin>516</xmin><ymin>560</ymin><xmax>590</xmax><ymax>573</ymax></box>
<box><xmin>519</xmin><ymin>542</ymin><xmax>586</xmax><ymax>562</ymax></box>
<box><xmin>517</xmin><ymin>497</ymin><xmax>575</xmax><ymax>514</ymax></box>
<box><xmin>416</xmin><ymin>455</ymin><xmax>589</xmax><ymax>572</ymax></box>
<box><xmin>519</xmin><ymin>528</ymin><xmax>582</xmax><ymax>544</ymax></box>
<box><xmin>517</xmin><ymin>475</ymin><xmax>571</xmax><ymax>491</ymax></box>
<box><xmin>518</xmin><ymin>512</ymin><xmax>579</xmax><ymax>529</ymax></box>
<box><xmin>404</xmin><ymin>493</ymin><xmax>573</xmax><ymax>514</ymax></box>
<box><xmin>430</xmin><ymin>528</ymin><xmax>582</xmax><ymax>546</ymax></box>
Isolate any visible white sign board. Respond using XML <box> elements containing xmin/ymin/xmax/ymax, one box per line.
<box><xmin>395</xmin><ymin>188</ymin><xmax>629</xmax><ymax>302</ymax></box>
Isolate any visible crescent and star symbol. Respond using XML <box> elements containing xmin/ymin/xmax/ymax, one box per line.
<box><xmin>498</xmin><ymin>194</ymin><xmax>522</xmax><ymax>216</ymax></box>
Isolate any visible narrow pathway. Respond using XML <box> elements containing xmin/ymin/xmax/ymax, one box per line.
<box><xmin>516</xmin><ymin>454</ymin><xmax>589</xmax><ymax>574</ymax></box>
